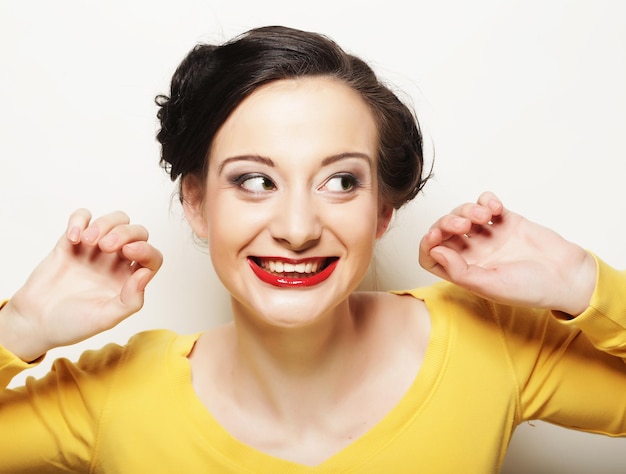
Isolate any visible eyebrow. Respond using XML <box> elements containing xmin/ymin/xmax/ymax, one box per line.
<box><xmin>217</xmin><ymin>155</ymin><xmax>274</xmax><ymax>174</ymax></box>
<box><xmin>217</xmin><ymin>152</ymin><xmax>372</xmax><ymax>174</ymax></box>
<box><xmin>322</xmin><ymin>152</ymin><xmax>372</xmax><ymax>167</ymax></box>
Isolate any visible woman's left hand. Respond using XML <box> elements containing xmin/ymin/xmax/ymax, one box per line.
<box><xmin>418</xmin><ymin>191</ymin><xmax>597</xmax><ymax>315</ymax></box>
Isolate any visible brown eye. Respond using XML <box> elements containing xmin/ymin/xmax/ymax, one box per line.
<box><xmin>325</xmin><ymin>174</ymin><xmax>359</xmax><ymax>192</ymax></box>
<box><xmin>240</xmin><ymin>175</ymin><xmax>276</xmax><ymax>192</ymax></box>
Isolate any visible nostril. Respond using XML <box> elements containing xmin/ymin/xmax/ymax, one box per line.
<box><xmin>272</xmin><ymin>236</ymin><xmax>322</xmax><ymax>253</ymax></box>
<box><xmin>269</xmin><ymin>206</ymin><xmax>322</xmax><ymax>250</ymax></box>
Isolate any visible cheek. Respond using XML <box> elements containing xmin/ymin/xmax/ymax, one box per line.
<box><xmin>326</xmin><ymin>200</ymin><xmax>380</xmax><ymax>247</ymax></box>
<box><xmin>206</xmin><ymin>197</ymin><xmax>270</xmax><ymax>247</ymax></box>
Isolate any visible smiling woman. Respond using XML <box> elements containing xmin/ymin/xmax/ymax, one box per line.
<box><xmin>182</xmin><ymin>77</ymin><xmax>390</xmax><ymax>330</ymax></box>
<box><xmin>1</xmin><ymin>24</ymin><xmax>626</xmax><ymax>473</ymax></box>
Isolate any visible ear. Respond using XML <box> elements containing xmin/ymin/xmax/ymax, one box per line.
<box><xmin>376</xmin><ymin>201</ymin><xmax>394</xmax><ymax>239</ymax></box>
<box><xmin>181</xmin><ymin>175</ymin><xmax>208</xmax><ymax>238</ymax></box>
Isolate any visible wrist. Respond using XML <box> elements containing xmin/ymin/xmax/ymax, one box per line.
<box><xmin>559</xmin><ymin>250</ymin><xmax>597</xmax><ymax>317</ymax></box>
<box><xmin>0</xmin><ymin>299</ymin><xmax>47</xmax><ymax>363</ymax></box>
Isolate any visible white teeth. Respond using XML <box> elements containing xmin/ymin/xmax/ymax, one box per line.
<box><xmin>258</xmin><ymin>259</ymin><xmax>327</xmax><ymax>274</ymax></box>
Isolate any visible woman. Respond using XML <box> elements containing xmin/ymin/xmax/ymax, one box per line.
<box><xmin>1</xmin><ymin>26</ymin><xmax>625</xmax><ymax>472</ymax></box>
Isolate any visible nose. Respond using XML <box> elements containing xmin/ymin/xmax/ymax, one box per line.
<box><xmin>270</xmin><ymin>192</ymin><xmax>322</xmax><ymax>252</ymax></box>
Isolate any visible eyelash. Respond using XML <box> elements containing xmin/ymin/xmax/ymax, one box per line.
<box><xmin>323</xmin><ymin>173</ymin><xmax>361</xmax><ymax>193</ymax></box>
<box><xmin>229</xmin><ymin>172</ymin><xmax>362</xmax><ymax>194</ymax></box>
<box><xmin>231</xmin><ymin>173</ymin><xmax>276</xmax><ymax>193</ymax></box>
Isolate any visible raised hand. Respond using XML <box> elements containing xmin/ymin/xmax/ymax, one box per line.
<box><xmin>0</xmin><ymin>210</ymin><xmax>163</xmax><ymax>362</ymax></box>
<box><xmin>419</xmin><ymin>192</ymin><xmax>596</xmax><ymax>316</ymax></box>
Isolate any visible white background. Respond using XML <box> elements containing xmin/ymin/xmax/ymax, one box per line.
<box><xmin>1</xmin><ymin>0</ymin><xmax>626</xmax><ymax>471</ymax></box>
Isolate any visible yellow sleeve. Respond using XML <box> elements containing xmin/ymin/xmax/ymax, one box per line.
<box><xmin>0</xmin><ymin>344</ymin><xmax>42</xmax><ymax>390</ymax></box>
<box><xmin>0</xmin><ymin>342</ymin><xmax>123</xmax><ymax>472</ymax></box>
<box><xmin>498</xmin><ymin>255</ymin><xmax>626</xmax><ymax>435</ymax></box>
<box><xmin>556</xmin><ymin>254</ymin><xmax>626</xmax><ymax>357</ymax></box>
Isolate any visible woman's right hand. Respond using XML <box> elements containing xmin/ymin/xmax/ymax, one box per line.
<box><xmin>0</xmin><ymin>209</ymin><xmax>163</xmax><ymax>362</ymax></box>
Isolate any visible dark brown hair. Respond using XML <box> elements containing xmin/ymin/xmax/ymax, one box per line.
<box><xmin>156</xmin><ymin>25</ymin><xmax>431</xmax><ymax>209</ymax></box>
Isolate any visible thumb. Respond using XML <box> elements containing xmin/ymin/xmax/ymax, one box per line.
<box><xmin>428</xmin><ymin>246</ymin><xmax>472</xmax><ymax>283</ymax></box>
<box><xmin>107</xmin><ymin>267</ymin><xmax>153</xmax><ymax>325</ymax></box>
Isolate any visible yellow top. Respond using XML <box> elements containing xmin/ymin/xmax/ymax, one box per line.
<box><xmin>1</xmin><ymin>256</ymin><xmax>626</xmax><ymax>473</ymax></box>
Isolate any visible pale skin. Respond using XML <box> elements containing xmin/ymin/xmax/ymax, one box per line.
<box><xmin>0</xmin><ymin>77</ymin><xmax>597</xmax><ymax>465</ymax></box>
<box><xmin>0</xmin><ymin>210</ymin><xmax>163</xmax><ymax>362</ymax></box>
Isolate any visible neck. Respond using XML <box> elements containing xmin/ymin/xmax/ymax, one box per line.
<box><xmin>228</xmin><ymin>295</ymin><xmax>366</xmax><ymax>420</ymax></box>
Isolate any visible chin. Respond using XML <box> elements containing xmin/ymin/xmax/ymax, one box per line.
<box><xmin>231</xmin><ymin>288</ymin><xmax>350</xmax><ymax>330</ymax></box>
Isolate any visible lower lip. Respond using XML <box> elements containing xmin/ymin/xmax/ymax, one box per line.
<box><xmin>248</xmin><ymin>258</ymin><xmax>338</xmax><ymax>288</ymax></box>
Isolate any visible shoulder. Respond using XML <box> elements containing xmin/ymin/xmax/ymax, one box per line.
<box><xmin>390</xmin><ymin>281</ymin><xmax>499</xmax><ymax>326</ymax></box>
<box><xmin>389</xmin><ymin>282</ymin><xmax>527</xmax><ymax>342</ymax></box>
<box><xmin>350</xmin><ymin>291</ymin><xmax>431</xmax><ymax>352</ymax></box>
<box><xmin>111</xmin><ymin>329</ymin><xmax>200</xmax><ymax>373</ymax></box>
<box><xmin>124</xmin><ymin>329</ymin><xmax>198</xmax><ymax>355</ymax></box>
<box><xmin>395</xmin><ymin>282</ymin><xmax>573</xmax><ymax>350</ymax></box>
<box><xmin>351</xmin><ymin>290</ymin><xmax>430</xmax><ymax>322</ymax></box>
<box><xmin>392</xmin><ymin>280</ymin><xmax>491</xmax><ymax>311</ymax></box>
<box><xmin>49</xmin><ymin>329</ymin><xmax>199</xmax><ymax>389</ymax></box>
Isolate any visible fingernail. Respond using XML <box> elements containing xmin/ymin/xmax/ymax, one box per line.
<box><xmin>489</xmin><ymin>199</ymin><xmax>501</xmax><ymax>211</ymax></box>
<box><xmin>68</xmin><ymin>226</ymin><xmax>80</xmax><ymax>243</ymax></box>
<box><xmin>82</xmin><ymin>227</ymin><xmax>99</xmax><ymax>243</ymax></box>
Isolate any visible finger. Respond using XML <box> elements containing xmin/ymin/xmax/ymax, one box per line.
<box><xmin>98</xmin><ymin>224</ymin><xmax>150</xmax><ymax>253</ymax></box>
<box><xmin>119</xmin><ymin>267</ymin><xmax>153</xmax><ymax>313</ymax></box>
<box><xmin>92</xmin><ymin>246</ymin><xmax>161</xmax><ymax>331</ymax></box>
<box><xmin>116</xmin><ymin>246</ymin><xmax>163</xmax><ymax>319</ymax></box>
<box><xmin>64</xmin><ymin>208</ymin><xmax>92</xmax><ymax>246</ymax></box>
<box><xmin>429</xmin><ymin>245</ymin><xmax>470</xmax><ymax>279</ymax></box>
<box><xmin>80</xmin><ymin>211</ymin><xmax>131</xmax><ymax>246</ymax></box>
<box><xmin>476</xmin><ymin>191</ymin><xmax>504</xmax><ymax>217</ymax></box>
<box><xmin>432</xmin><ymin>214</ymin><xmax>473</xmax><ymax>239</ymax></box>
<box><xmin>418</xmin><ymin>228</ymin><xmax>467</xmax><ymax>279</ymax></box>
<box><xmin>91</xmin><ymin>267</ymin><xmax>152</xmax><ymax>331</ymax></box>
<box><xmin>428</xmin><ymin>245</ymin><xmax>495</xmax><ymax>294</ymax></box>
<box><xmin>437</xmin><ymin>199</ymin><xmax>501</xmax><ymax>240</ymax></box>
<box><xmin>418</xmin><ymin>228</ymin><xmax>443</xmax><ymax>271</ymax></box>
<box><xmin>452</xmin><ymin>202</ymin><xmax>495</xmax><ymax>225</ymax></box>
<box><xmin>419</xmin><ymin>241</ymin><xmax>462</xmax><ymax>282</ymax></box>
<box><xmin>122</xmin><ymin>241</ymin><xmax>163</xmax><ymax>274</ymax></box>
<box><xmin>429</xmin><ymin>244</ymin><xmax>515</xmax><ymax>302</ymax></box>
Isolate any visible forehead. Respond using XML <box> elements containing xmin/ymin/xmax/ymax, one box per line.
<box><xmin>210</xmin><ymin>77</ymin><xmax>378</xmax><ymax>162</ymax></box>
<box><xmin>234</xmin><ymin>76</ymin><xmax>373</xmax><ymax>117</ymax></box>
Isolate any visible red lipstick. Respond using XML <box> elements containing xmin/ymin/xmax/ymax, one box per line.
<box><xmin>248</xmin><ymin>257</ymin><xmax>338</xmax><ymax>288</ymax></box>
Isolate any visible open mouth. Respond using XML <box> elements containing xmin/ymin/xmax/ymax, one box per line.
<box><xmin>248</xmin><ymin>257</ymin><xmax>339</xmax><ymax>287</ymax></box>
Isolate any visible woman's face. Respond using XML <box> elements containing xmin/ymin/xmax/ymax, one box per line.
<box><xmin>185</xmin><ymin>77</ymin><xmax>392</xmax><ymax>327</ymax></box>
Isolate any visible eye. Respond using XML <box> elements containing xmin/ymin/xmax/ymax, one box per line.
<box><xmin>324</xmin><ymin>174</ymin><xmax>360</xmax><ymax>193</ymax></box>
<box><xmin>237</xmin><ymin>174</ymin><xmax>276</xmax><ymax>193</ymax></box>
